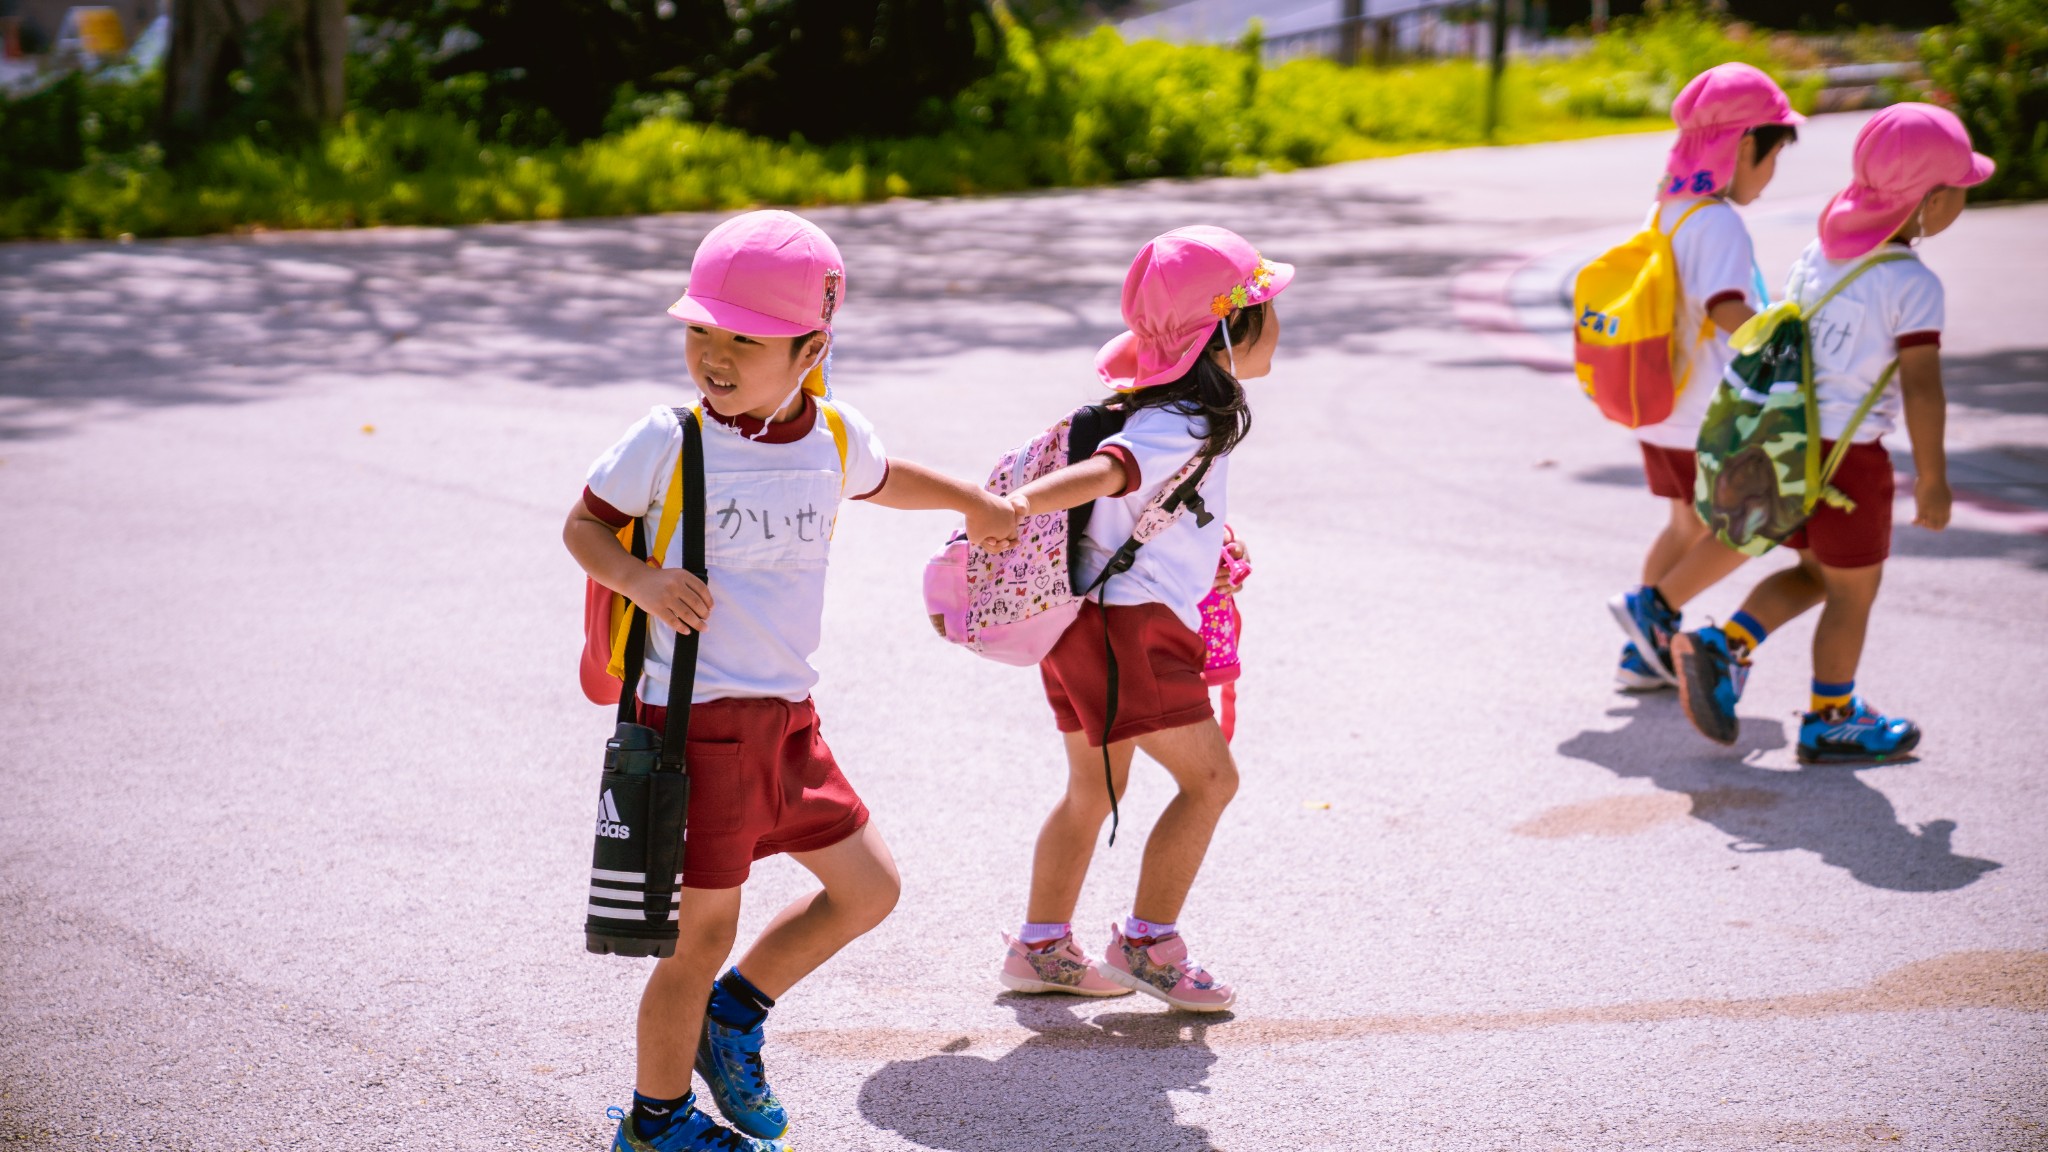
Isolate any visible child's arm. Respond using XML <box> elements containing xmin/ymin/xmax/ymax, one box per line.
<box><xmin>563</xmin><ymin>502</ymin><xmax>714</xmax><ymax>634</ymax></box>
<box><xmin>1709</xmin><ymin>298</ymin><xmax>1756</xmax><ymax>335</ymax></box>
<box><xmin>1898</xmin><ymin>344</ymin><xmax>1950</xmax><ymax>530</ymax></box>
<box><xmin>862</xmin><ymin>459</ymin><xmax>1020</xmax><ymax>551</ymax></box>
<box><xmin>1008</xmin><ymin>454</ymin><xmax>1129</xmax><ymax>520</ymax></box>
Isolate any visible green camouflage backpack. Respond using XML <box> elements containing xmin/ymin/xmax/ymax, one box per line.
<box><xmin>1694</xmin><ymin>252</ymin><xmax>1913</xmax><ymax>557</ymax></box>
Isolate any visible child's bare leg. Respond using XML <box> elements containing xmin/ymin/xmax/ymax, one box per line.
<box><xmin>1812</xmin><ymin>560</ymin><xmax>1884</xmax><ymax>685</ymax></box>
<box><xmin>1734</xmin><ymin>549</ymin><xmax>1829</xmax><ymax>634</ymax></box>
<box><xmin>636</xmin><ymin>886</ymin><xmax>743</xmax><ymax>1098</ymax></box>
<box><xmin>732</xmin><ymin>822</ymin><xmax>901</xmax><ymax>997</ymax></box>
<box><xmin>1652</xmin><ymin>530</ymin><xmax>1750</xmax><ymax>610</ymax></box>
<box><xmin>1025</xmin><ymin>731</ymin><xmax>1135</xmax><ymax>923</ymax></box>
<box><xmin>1643</xmin><ymin>497</ymin><xmax>1710</xmax><ymax>585</ymax></box>
<box><xmin>1129</xmin><ymin>718</ymin><xmax>1239</xmax><ymax>925</ymax></box>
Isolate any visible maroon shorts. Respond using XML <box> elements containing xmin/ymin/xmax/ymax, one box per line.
<box><xmin>637</xmin><ymin>696</ymin><xmax>868</xmax><ymax>890</ymax></box>
<box><xmin>1785</xmin><ymin>440</ymin><xmax>1894</xmax><ymax>569</ymax></box>
<box><xmin>1640</xmin><ymin>443</ymin><xmax>1698</xmax><ymax>500</ymax></box>
<box><xmin>1041</xmin><ymin>601</ymin><xmax>1213</xmax><ymax>746</ymax></box>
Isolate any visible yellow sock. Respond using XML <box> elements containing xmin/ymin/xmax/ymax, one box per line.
<box><xmin>1811</xmin><ymin>678</ymin><xmax>1854</xmax><ymax>714</ymax></box>
<box><xmin>1723</xmin><ymin>611</ymin><xmax>1766</xmax><ymax>659</ymax></box>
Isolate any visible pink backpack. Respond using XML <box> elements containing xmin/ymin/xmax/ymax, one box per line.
<box><xmin>923</xmin><ymin>403</ymin><xmax>1215</xmax><ymax>667</ymax></box>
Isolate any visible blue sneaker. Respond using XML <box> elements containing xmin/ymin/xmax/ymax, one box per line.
<box><xmin>1672</xmin><ymin>625</ymin><xmax>1749</xmax><ymax>745</ymax></box>
<box><xmin>606</xmin><ymin>1099</ymin><xmax>787</xmax><ymax>1151</ymax></box>
<box><xmin>1615</xmin><ymin>643</ymin><xmax>1671</xmax><ymax>692</ymax></box>
<box><xmin>1608</xmin><ymin>586</ymin><xmax>1680</xmax><ymax>686</ymax></box>
<box><xmin>696</xmin><ymin>1017</ymin><xmax>788</xmax><ymax>1140</ymax></box>
<box><xmin>1797</xmin><ymin>698</ymin><xmax>1921</xmax><ymax>765</ymax></box>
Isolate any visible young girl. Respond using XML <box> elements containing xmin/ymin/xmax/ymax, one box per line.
<box><xmin>1607</xmin><ymin>63</ymin><xmax>1804</xmax><ymax>691</ymax></box>
<box><xmin>995</xmin><ymin>226</ymin><xmax>1289</xmax><ymax>1011</ymax></box>
<box><xmin>566</xmin><ymin>210</ymin><xmax>1014</xmax><ymax>1152</ymax></box>
<box><xmin>1669</xmin><ymin>103</ymin><xmax>1992</xmax><ymax>761</ymax></box>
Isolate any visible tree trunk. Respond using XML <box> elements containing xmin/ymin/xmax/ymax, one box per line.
<box><xmin>164</xmin><ymin>0</ymin><xmax>346</xmax><ymax>139</ymax></box>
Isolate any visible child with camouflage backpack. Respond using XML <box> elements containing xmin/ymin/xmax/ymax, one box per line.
<box><xmin>1668</xmin><ymin>104</ymin><xmax>1993</xmax><ymax>762</ymax></box>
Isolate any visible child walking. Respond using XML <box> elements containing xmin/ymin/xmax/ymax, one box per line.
<box><xmin>565</xmin><ymin>210</ymin><xmax>1015</xmax><ymax>1151</ymax></box>
<box><xmin>1606</xmin><ymin>63</ymin><xmax>1804</xmax><ymax>690</ymax></box>
<box><xmin>1669</xmin><ymin>104</ymin><xmax>1991</xmax><ymax>761</ymax></box>
<box><xmin>996</xmin><ymin>226</ymin><xmax>1290</xmax><ymax>1011</ymax></box>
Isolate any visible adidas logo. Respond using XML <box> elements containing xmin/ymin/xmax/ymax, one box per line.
<box><xmin>594</xmin><ymin>789</ymin><xmax>631</xmax><ymax>840</ymax></box>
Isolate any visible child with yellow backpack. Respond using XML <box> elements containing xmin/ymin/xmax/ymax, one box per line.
<box><xmin>1575</xmin><ymin>63</ymin><xmax>1804</xmax><ymax>691</ymax></box>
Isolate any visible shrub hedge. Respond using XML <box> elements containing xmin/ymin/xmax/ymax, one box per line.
<box><xmin>1922</xmin><ymin>0</ymin><xmax>2048</xmax><ymax>201</ymax></box>
<box><xmin>2</xmin><ymin>7</ymin><xmax>1812</xmax><ymax>240</ymax></box>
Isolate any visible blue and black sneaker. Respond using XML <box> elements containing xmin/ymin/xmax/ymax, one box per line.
<box><xmin>696</xmin><ymin>1017</ymin><xmax>788</xmax><ymax>1140</ymax></box>
<box><xmin>1797</xmin><ymin>699</ymin><xmax>1921</xmax><ymax>765</ymax></box>
<box><xmin>606</xmin><ymin>1098</ymin><xmax>787</xmax><ymax>1151</ymax></box>
<box><xmin>1608</xmin><ymin>586</ymin><xmax>1680</xmax><ymax>686</ymax></box>
<box><xmin>1615</xmin><ymin>643</ymin><xmax>1672</xmax><ymax>693</ymax></box>
<box><xmin>1671</xmin><ymin>625</ymin><xmax>1749</xmax><ymax>745</ymax></box>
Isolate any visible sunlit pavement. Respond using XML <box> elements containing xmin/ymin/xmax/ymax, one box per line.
<box><xmin>3</xmin><ymin>112</ymin><xmax>2044</xmax><ymax>1150</ymax></box>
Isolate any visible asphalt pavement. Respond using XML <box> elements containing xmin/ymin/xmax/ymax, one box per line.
<box><xmin>3</xmin><ymin>111</ymin><xmax>2045</xmax><ymax>1150</ymax></box>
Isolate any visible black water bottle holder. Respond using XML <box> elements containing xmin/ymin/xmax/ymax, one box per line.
<box><xmin>585</xmin><ymin>408</ymin><xmax>705</xmax><ymax>958</ymax></box>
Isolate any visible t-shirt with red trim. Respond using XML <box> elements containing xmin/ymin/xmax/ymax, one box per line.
<box><xmin>1637</xmin><ymin>197</ymin><xmax>1763</xmax><ymax>450</ymax></box>
<box><xmin>583</xmin><ymin>395</ymin><xmax>888</xmax><ymax>705</ymax></box>
<box><xmin>1077</xmin><ymin>405</ymin><xmax>1230</xmax><ymax>633</ymax></box>
<box><xmin>1783</xmin><ymin>240</ymin><xmax>1945</xmax><ymax>444</ymax></box>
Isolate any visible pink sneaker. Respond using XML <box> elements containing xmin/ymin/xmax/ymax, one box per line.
<box><xmin>999</xmin><ymin>932</ymin><xmax>1132</xmax><ymax>997</ymax></box>
<box><xmin>1099</xmin><ymin>925</ymin><xmax>1236</xmax><ymax>1011</ymax></box>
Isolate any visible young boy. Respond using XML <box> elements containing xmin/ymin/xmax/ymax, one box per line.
<box><xmin>565</xmin><ymin>210</ymin><xmax>1016</xmax><ymax>1152</ymax></box>
<box><xmin>1607</xmin><ymin>63</ymin><xmax>1803</xmax><ymax>690</ymax></box>
<box><xmin>1668</xmin><ymin>104</ymin><xmax>1992</xmax><ymax>762</ymax></box>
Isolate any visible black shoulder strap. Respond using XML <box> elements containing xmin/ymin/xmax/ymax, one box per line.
<box><xmin>614</xmin><ymin>408</ymin><xmax>707</xmax><ymax>770</ymax></box>
<box><xmin>1065</xmin><ymin>402</ymin><xmax>1126</xmax><ymax>592</ymax></box>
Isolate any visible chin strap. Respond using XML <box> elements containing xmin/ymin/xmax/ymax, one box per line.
<box><xmin>1219</xmin><ymin>317</ymin><xmax>1237</xmax><ymax>376</ymax></box>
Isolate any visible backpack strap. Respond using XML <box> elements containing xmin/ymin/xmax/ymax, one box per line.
<box><xmin>612</xmin><ymin>407</ymin><xmax>708</xmax><ymax>764</ymax></box>
<box><xmin>1662</xmin><ymin>197</ymin><xmax>1713</xmax><ymax>236</ymax></box>
<box><xmin>818</xmin><ymin>400</ymin><xmax>850</xmax><ymax>489</ymax></box>
<box><xmin>1798</xmin><ymin>252</ymin><xmax>1916</xmax><ymax>507</ymax></box>
<box><xmin>608</xmin><ymin>406</ymin><xmax>697</xmax><ymax>681</ymax></box>
<box><xmin>1661</xmin><ymin>199</ymin><xmax>1719</xmax><ymax>395</ymax></box>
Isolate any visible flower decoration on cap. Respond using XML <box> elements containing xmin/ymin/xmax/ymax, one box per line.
<box><xmin>1209</xmin><ymin>257</ymin><xmax>1279</xmax><ymax>318</ymax></box>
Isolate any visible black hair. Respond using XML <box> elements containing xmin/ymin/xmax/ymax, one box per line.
<box><xmin>1745</xmin><ymin>123</ymin><xmax>1799</xmax><ymax>161</ymax></box>
<box><xmin>1118</xmin><ymin>301</ymin><xmax>1262</xmax><ymax>460</ymax></box>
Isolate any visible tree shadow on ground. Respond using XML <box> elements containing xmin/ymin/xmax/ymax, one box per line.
<box><xmin>1939</xmin><ymin>347</ymin><xmax>2048</xmax><ymax>419</ymax></box>
<box><xmin>1556</xmin><ymin>695</ymin><xmax>2000</xmax><ymax>892</ymax></box>
<box><xmin>856</xmin><ymin>997</ymin><xmax>1223</xmax><ymax>1152</ymax></box>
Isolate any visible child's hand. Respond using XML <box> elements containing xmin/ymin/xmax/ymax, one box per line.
<box><xmin>1212</xmin><ymin>537</ymin><xmax>1251</xmax><ymax>593</ymax></box>
<box><xmin>629</xmin><ymin>565</ymin><xmax>714</xmax><ymax>634</ymax></box>
<box><xmin>967</xmin><ymin>490</ymin><xmax>1020</xmax><ymax>553</ymax></box>
<box><xmin>1913</xmin><ymin>475</ymin><xmax>1952</xmax><ymax>531</ymax></box>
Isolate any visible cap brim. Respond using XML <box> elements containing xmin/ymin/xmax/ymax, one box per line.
<box><xmin>667</xmin><ymin>293</ymin><xmax>817</xmax><ymax>338</ymax></box>
<box><xmin>1958</xmin><ymin>151</ymin><xmax>1997</xmax><ymax>187</ymax></box>
<box><xmin>1246</xmin><ymin>259</ymin><xmax>1296</xmax><ymax>306</ymax></box>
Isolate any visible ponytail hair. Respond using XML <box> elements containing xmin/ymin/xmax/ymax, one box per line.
<box><xmin>1119</xmin><ymin>301</ymin><xmax>1262</xmax><ymax>459</ymax></box>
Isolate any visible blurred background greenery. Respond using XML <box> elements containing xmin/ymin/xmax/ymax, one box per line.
<box><xmin>0</xmin><ymin>0</ymin><xmax>2036</xmax><ymax>240</ymax></box>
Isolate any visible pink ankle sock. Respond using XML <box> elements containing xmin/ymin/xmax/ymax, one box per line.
<box><xmin>1019</xmin><ymin>921</ymin><xmax>1070</xmax><ymax>947</ymax></box>
<box><xmin>1125</xmin><ymin>916</ymin><xmax>1176</xmax><ymax>941</ymax></box>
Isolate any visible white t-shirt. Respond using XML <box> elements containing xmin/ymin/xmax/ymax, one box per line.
<box><xmin>1782</xmin><ymin>240</ymin><xmax>1944</xmax><ymax>444</ymax></box>
<box><xmin>1635</xmin><ymin>197</ymin><xmax>1760</xmax><ymax>450</ymax></box>
<box><xmin>1075</xmin><ymin>404</ymin><xmax>1230</xmax><ymax>634</ymax></box>
<box><xmin>584</xmin><ymin>398</ymin><xmax>888</xmax><ymax>705</ymax></box>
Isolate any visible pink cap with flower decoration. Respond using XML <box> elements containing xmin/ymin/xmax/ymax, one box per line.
<box><xmin>1095</xmin><ymin>226</ymin><xmax>1294</xmax><ymax>392</ymax></box>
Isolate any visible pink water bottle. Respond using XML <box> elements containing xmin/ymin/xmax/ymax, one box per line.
<box><xmin>1198</xmin><ymin>531</ymin><xmax>1250</xmax><ymax>740</ymax></box>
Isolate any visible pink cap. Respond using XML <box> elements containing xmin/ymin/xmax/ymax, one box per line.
<box><xmin>668</xmin><ymin>210</ymin><xmax>846</xmax><ymax>337</ymax></box>
<box><xmin>1818</xmin><ymin>102</ymin><xmax>1995</xmax><ymax>260</ymax></box>
<box><xmin>1096</xmin><ymin>226</ymin><xmax>1294</xmax><ymax>391</ymax></box>
<box><xmin>1659</xmin><ymin>63</ymin><xmax>1804</xmax><ymax>200</ymax></box>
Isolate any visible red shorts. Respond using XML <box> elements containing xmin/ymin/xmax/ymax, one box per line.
<box><xmin>1785</xmin><ymin>440</ymin><xmax>1894</xmax><ymax>569</ymax></box>
<box><xmin>636</xmin><ymin>696</ymin><xmax>868</xmax><ymax>890</ymax></box>
<box><xmin>1640</xmin><ymin>443</ymin><xmax>1697</xmax><ymax>500</ymax></box>
<box><xmin>1041</xmin><ymin>601</ymin><xmax>1213</xmax><ymax>746</ymax></box>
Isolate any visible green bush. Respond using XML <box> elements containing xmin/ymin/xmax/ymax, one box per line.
<box><xmin>1922</xmin><ymin>0</ymin><xmax>2048</xmax><ymax>200</ymax></box>
<box><xmin>1</xmin><ymin>5</ymin><xmax>1810</xmax><ymax>239</ymax></box>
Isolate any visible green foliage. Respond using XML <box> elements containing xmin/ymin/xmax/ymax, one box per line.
<box><xmin>1531</xmin><ymin>3</ymin><xmax>1817</xmax><ymax>119</ymax></box>
<box><xmin>2</xmin><ymin>5</ymin><xmax>1812</xmax><ymax>239</ymax></box>
<box><xmin>1922</xmin><ymin>0</ymin><xmax>2048</xmax><ymax>200</ymax></box>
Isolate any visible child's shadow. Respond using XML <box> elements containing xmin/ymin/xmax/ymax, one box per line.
<box><xmin>855</xmin><ymin>996</ymin><xmax>1222</xmax><ymax>1151</ymax></box>
<box><xmin>1555</xmin><ymin>696</ymin><xmax>1999</xmax><ymax>892</ymax></box>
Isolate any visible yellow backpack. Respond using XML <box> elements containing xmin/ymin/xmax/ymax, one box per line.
<box><xmin>1572</xmin><ymin>200</ymin><xmax>1715</xmax><ymax>428</ymax></box>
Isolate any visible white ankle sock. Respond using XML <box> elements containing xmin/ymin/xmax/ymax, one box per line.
<box><xmin>1125</xmin><ymin>916</ymin><xmax>1176</xmax><ymax>940</ymax></box>
<box><xmin>1019</xmin><ymin>921</ymin><xmax>1070</xmax><ymax>946</ymax></box>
